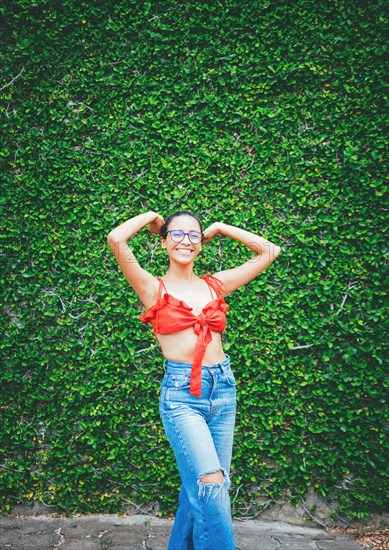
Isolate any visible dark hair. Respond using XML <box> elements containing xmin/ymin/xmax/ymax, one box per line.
<box><xmin>160</xmin><ymin>211</ymin><xmax>203</xmax><ymax>240</ymax></box>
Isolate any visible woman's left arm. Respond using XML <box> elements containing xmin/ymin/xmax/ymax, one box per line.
<box><xmin>203</xmin><ymin>222</ymin><xmax>281</xmax><ymax>295</ymax></box>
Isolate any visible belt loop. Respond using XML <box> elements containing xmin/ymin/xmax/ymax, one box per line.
<box><xmin>221</xmin><ymin>354</ymin><xmax>229</xmax><ymax>373</ymax></box>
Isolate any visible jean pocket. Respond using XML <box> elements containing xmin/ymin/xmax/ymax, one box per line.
<box><xmin>166</xmin><ymin>373</ymin><xmax>191</xmax><ymax>390</ymax></box>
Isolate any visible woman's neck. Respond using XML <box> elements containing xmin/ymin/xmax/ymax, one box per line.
<box><xmin>164</xmin><ymin>263</ymin><xmax>198</xmax><ymax>283</ymax></box>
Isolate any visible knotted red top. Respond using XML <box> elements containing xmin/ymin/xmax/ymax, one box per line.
<box><xmin>139</xmin><ymin>274</ymin><xmax>229</xmax><ymax>398</ymax></box>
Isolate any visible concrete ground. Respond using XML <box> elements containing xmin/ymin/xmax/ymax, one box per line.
<box><xmin>0</xmin><ymin>513</ymin><xmax>366</xmax><ymax>550</ymax></box>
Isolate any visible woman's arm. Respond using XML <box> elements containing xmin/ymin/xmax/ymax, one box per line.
<box><xmin>107</xmin><ymin>211</ymin><xmax>164</xmax><ymax>300</ymax></box>
<box><xmin>203</xmin><ymin>222</ymin><xmax>281</xmax><ymax>295</ymax></box>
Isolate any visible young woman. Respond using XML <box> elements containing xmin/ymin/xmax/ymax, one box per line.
<box><xmin>107</xmin><ymin>210</ymin><xmax>281</xmax><ymax>550</ymax></box>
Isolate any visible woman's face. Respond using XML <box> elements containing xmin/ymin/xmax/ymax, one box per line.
<box><xmin>161</xmin><ymin>215</ymin><xmax>202</xmax><ymax>264</ymax></box>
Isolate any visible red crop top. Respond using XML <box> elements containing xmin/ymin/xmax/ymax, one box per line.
<box><xmin>139</xmin><ymin>274</ymin><xmax>229</xmax><ymax>398</ymax></box>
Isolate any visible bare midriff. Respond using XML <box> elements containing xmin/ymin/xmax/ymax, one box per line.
<box><xmin>157</xmin><ymin>328</ymin><xmax>226</xmax><ymax>366</ymax></box>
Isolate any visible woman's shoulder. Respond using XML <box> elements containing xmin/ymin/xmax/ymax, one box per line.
<box><xmin>138</xmin><ymin>275</ymin><xmax>165</xmax><ymax>310</ymax></box>
<box><xmin>202</xmin><ymin>273</ymin><xmax>226</xmax><ymax>296</ymax></box>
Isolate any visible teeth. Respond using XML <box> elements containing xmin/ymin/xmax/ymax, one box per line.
<box><xmin>176</xmin><ymin>249</ymin><xmax>192</xmax><ymax>255</ymax></box>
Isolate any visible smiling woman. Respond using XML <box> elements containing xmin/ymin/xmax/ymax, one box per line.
<box><xmin>107</xmin><ymin>210</ymin><xmax>281</xmax><ymax>550</ymax></box>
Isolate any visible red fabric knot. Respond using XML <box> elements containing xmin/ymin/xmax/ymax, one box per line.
<box><xmin>194</xmin><ymin>313</ymin><xmax>206</xmax><ymax>335</ymax></box>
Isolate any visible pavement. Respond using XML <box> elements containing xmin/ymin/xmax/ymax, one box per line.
<box><xmin>0</xmin><ymin>514</ymin><xmax>366</xmax><ymax>550</ymax></box>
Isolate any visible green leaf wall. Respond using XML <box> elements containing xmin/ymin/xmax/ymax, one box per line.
<box><xmin>1</xmin><ymin>0</ymin><xmax>387</xmax><ymax>519</ymax></box>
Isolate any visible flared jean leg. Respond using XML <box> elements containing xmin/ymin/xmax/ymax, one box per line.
<box><xmin>159</xmin><ymin>355</ymin><xmax>236</xmax><ymax>550</ymax></box>
<box><xmin>171</xmin><ymin>486</ymin><xmax>195</xmax><ymax>550</ymax></box>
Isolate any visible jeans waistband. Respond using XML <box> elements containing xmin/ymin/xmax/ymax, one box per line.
<box><xmin>164</xmin><ymin>353</ymin><xmax>230</xmax><ymax>374</ymax></box>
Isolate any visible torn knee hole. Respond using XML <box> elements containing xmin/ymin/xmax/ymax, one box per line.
<box><xmin>199</xmin><ymin>469</ymin><xmax>224</xmax><ymax>484</ymax></box>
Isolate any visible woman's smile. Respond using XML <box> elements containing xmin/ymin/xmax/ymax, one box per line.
<box><xmin>174</xmin><ymin>247</ymin><xmax>194</xmax><ymax>256</ymax></box>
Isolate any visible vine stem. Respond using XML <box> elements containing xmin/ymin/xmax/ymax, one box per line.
<box><xmin>1</xmin><ymin>67</ymin><xmax>25</xmax><ymax>90</ymax></box>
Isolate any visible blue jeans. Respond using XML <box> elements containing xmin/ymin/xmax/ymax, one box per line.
<box><xmin>159</xmin><ymin>354</ymin><xmax>237</xmax><ymax>550</ymax></box>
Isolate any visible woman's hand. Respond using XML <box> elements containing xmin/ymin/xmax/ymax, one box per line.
<box><xmin>203</xmin><ymin>222</ymin><xmax>223</xmax><ymax>245</ymax></box>
<box><xmin>147</xmin><ymin>213</ymin><xmax>165</xmax><ymax>235</ymax></box>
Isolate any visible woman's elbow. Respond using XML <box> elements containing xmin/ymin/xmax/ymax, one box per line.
<box><xmin>273</xmin><ymin>245</ymin><xmax>282</xmax><ymax>259</ymax></box>
<box><xmin>107</xmin><ymin>231</ymin><xmax>118</xmax><ymax>243</ymax></box>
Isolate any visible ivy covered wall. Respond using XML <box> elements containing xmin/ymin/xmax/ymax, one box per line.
<box><xmin>1</xmin><ymin>0</ymin><xmax>387</xmax><ymax>519</ymax></box>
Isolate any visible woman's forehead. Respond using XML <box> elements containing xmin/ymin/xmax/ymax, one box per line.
<box><xmin>168</xmin><ymin>216</ymin><xmax>201</xmax><ymax>231</ymax></box>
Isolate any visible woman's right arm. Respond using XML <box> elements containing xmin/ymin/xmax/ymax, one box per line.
<box><xmin>107</xmin><ymin>211</ymin><xmax>164</xmax><ymax>303</ymax></box>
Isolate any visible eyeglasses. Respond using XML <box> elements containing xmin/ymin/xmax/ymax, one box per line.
<box><xmin>166</xmin><ymin>230</ymin><xmax>203</xmax><ymax>244</ymax></box>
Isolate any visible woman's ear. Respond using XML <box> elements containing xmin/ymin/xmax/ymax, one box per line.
<box><xmin>161</xmin><ymin>237</ymin><xmax>166</xmax><ymax>249</ymax></box>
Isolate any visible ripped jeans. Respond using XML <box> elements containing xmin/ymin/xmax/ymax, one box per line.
<box><xmin>159</xmin><ymin>354</ymin><xmax>236</xmax><ymax>550</ymax></box>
